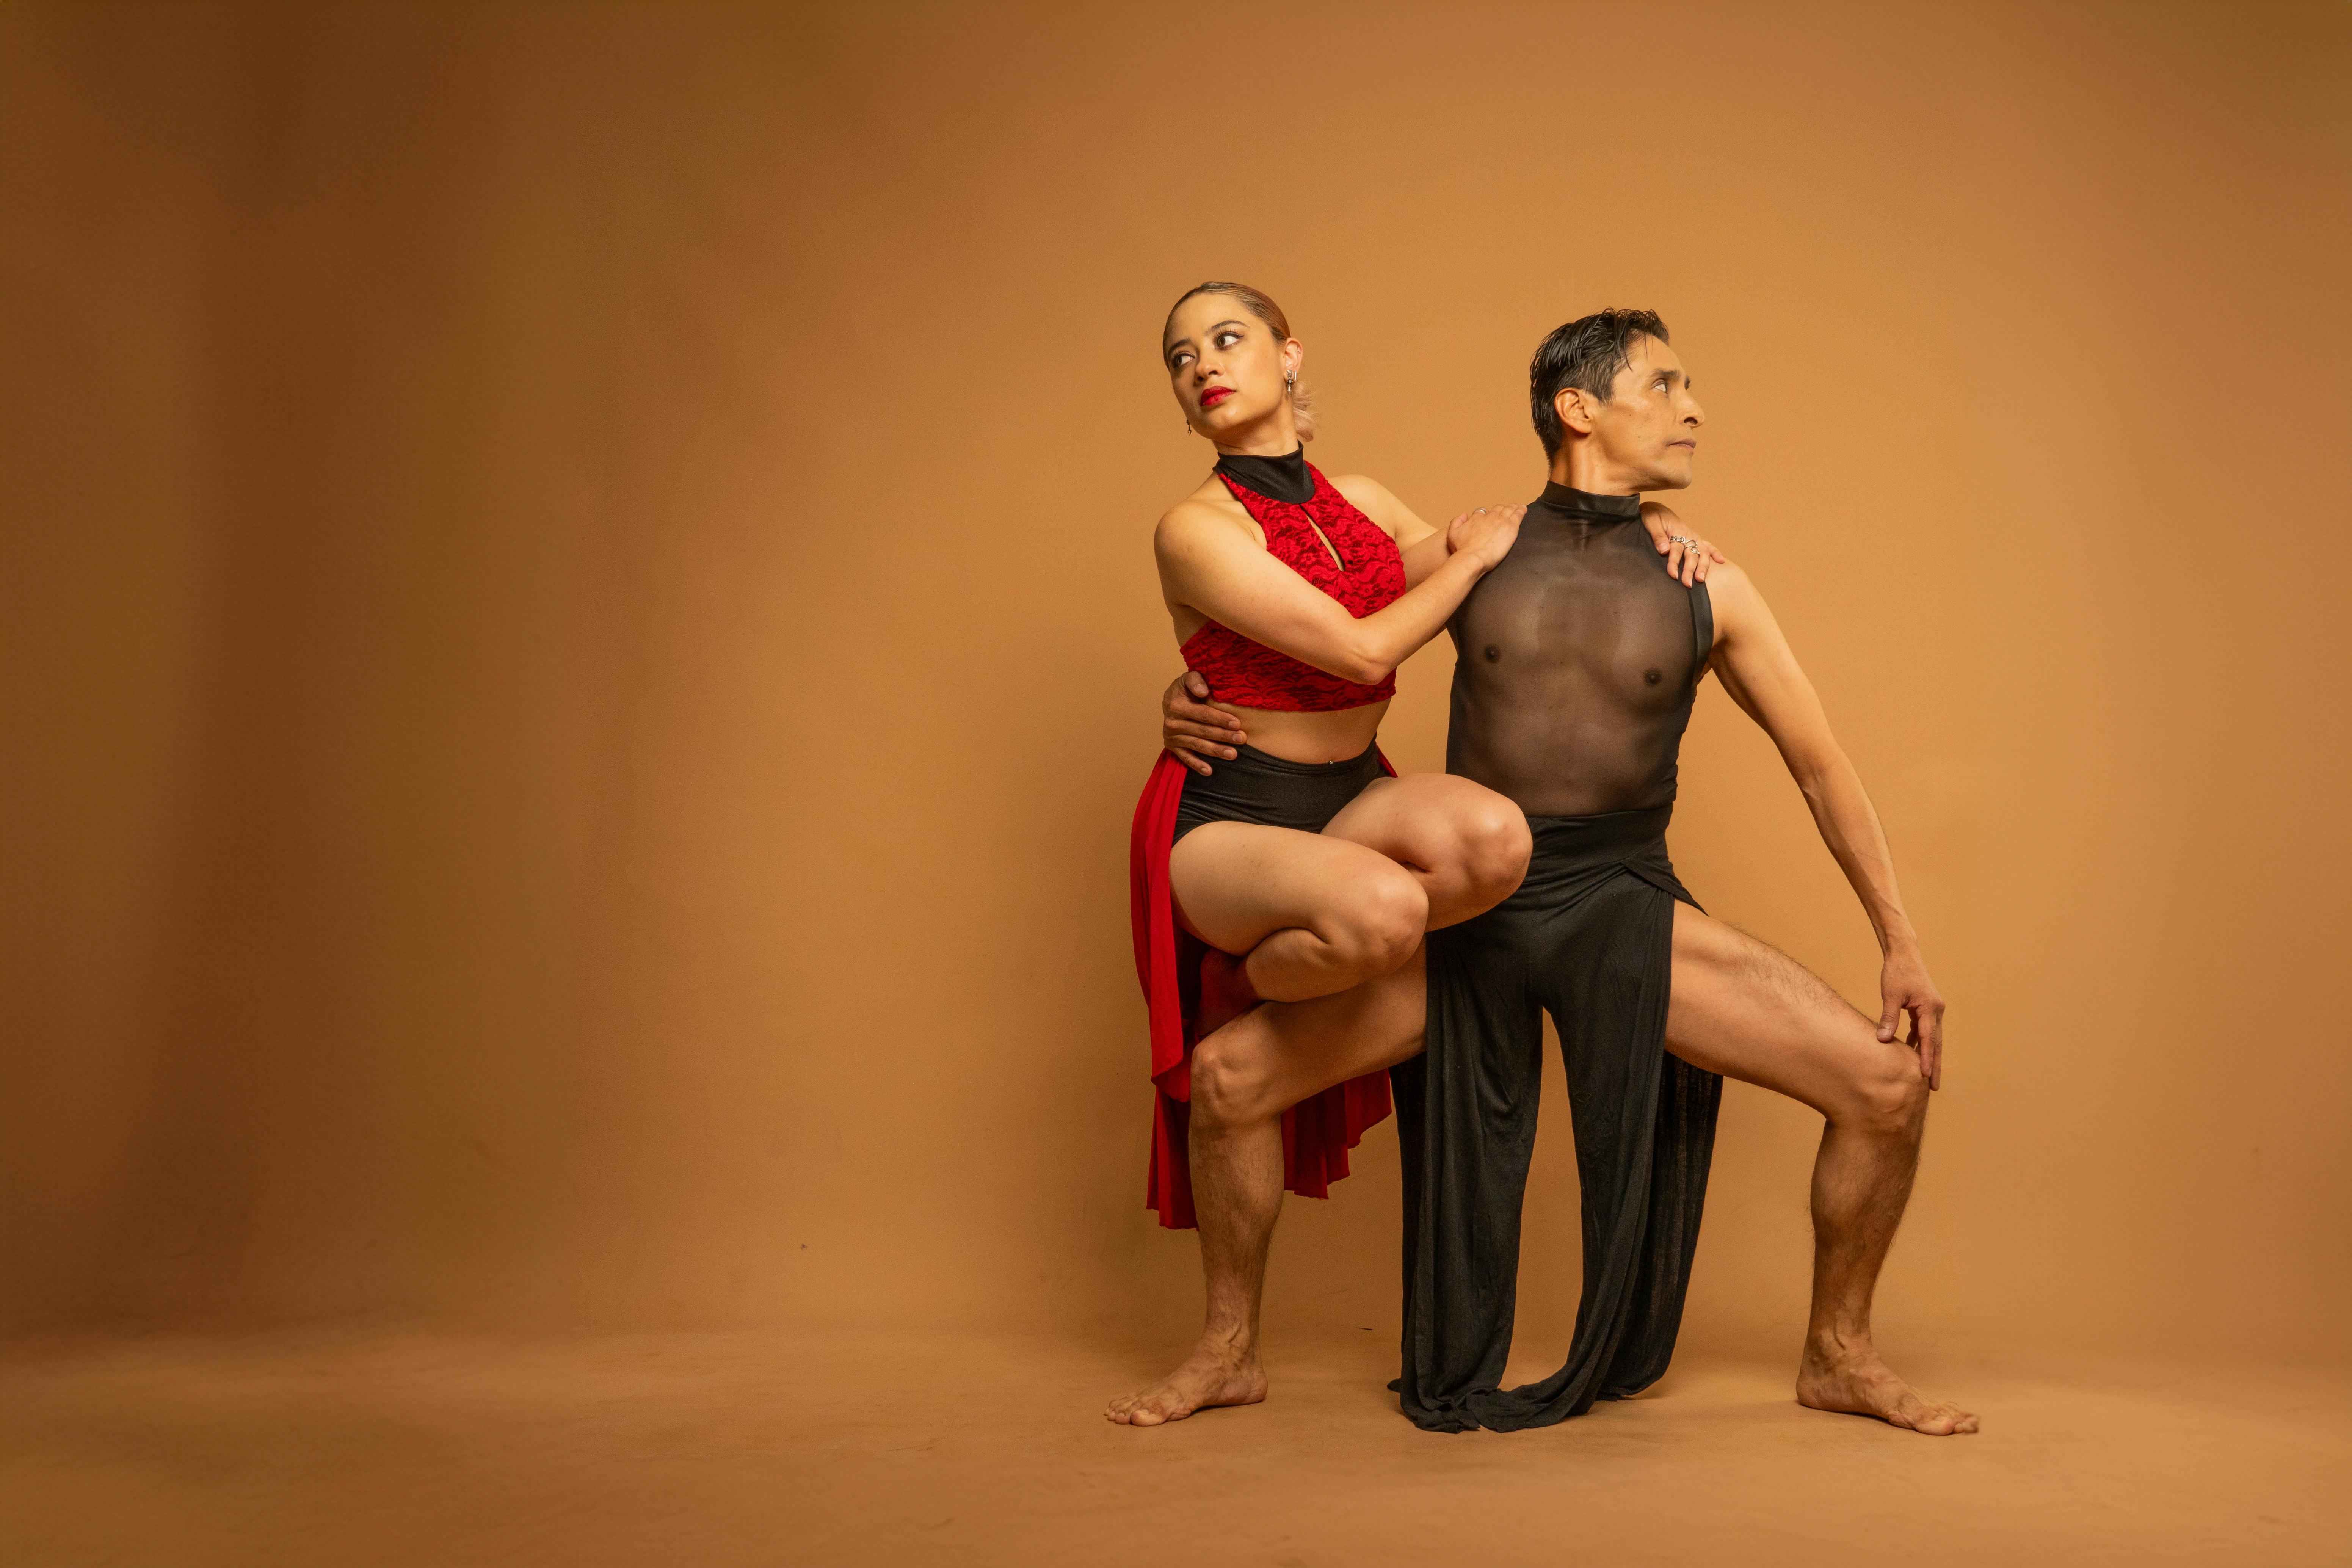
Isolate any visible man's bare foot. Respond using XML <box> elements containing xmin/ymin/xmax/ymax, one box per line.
<box><xmin>1105</xmin><ymin>1337</ymin><xmax>1267</xmax><ymax>1427</ymax></box>
<box><xmin>1797</xmin><ymin>1342</ymin><xmax>1979</xmax><ymax>1435</ymax></box>
<box><xmin>1196</xmin><ymin>949</ymin><xmax>1260</xmax><ymax>1040</ymax></box>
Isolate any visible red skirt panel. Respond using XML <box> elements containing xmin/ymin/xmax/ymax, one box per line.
<box><xmin>1129</xmin><ymin>748</ymin><xmax>1397</xmax><ymax>1228</ymax></box>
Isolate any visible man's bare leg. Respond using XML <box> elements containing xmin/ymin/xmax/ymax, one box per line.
<box><xmin>1664</xmin><ymin>904</ymin><xmax>1979</xmax><ymax>1435</ymax></box>
<box><xmin>1106</xmin><ymin>951</ymin><xmax>1428</xmax><ymax>1426</ymax></box>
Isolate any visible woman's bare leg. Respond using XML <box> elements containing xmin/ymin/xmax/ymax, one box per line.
<box><xmin>1105</xmin><ymin>952</ymin><xmax>1428</xmax><ymax>1426</ymax></box>
<box><xmin>1320</xmin><ymin>774</ymin><xmax>1532</xmax><ymax>930</ymax></box>
<box><xmin>1110</xmin><ymin>775</ymin><xmax>1529</xmax><ymax>1426</ymax></box>
<box><xmin>1169</xmin><ymin>823</ymin><xmax>1430</xmax><ymax>1005</ymax></box>
<box><xmin>1169</xmin><ymin>772</ymin><xmax>1532</xmax><ymax>1032</ymax></box>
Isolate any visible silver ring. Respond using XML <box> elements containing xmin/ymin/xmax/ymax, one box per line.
<box><xmin>1668</xmin><ymin>535</ymin><xmax>1698</xmax><ymax>546</ymax></box>
<box><xmin>1475</xmin><ymin>507</ymin><xmax>1486</xmax><ymax>513</ymax></box>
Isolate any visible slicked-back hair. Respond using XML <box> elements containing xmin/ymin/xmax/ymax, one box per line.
<box><xmin>1529</xmin><ymin>309</ymin><xmax>1670</xmax><ymax>458</ymax></box>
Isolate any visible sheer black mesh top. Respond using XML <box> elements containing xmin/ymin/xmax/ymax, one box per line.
<box><xmin>1444</xmin><ymin>483</ymin><xmax>1714</xmax><ymax>818</ymax></box>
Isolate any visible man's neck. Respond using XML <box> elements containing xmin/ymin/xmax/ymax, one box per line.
<box><xmin>1547</xmin><ymin>447</ymin><xmax>1643</xmax><ymax>497</ymax></box>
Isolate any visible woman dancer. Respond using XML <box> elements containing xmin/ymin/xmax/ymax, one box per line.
<box><xmin>1116</xmin><ymin>282</ymin><xmax>1719</xmax><ymax>1425</ymax></box>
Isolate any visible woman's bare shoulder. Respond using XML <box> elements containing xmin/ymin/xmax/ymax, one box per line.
<box><xmin>1156</xmin><ymin>489</ymin><xmax>1256</xmax><ymax>556</ymax></box>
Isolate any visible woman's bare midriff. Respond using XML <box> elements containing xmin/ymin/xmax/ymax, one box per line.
<box><xmin>1218</xmin><ymin>699</ymin><xmax>1389</xmax><ymax>764</ymax></box>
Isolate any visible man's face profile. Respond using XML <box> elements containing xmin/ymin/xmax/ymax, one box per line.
<box><xmin>1566</xmin><ymin>334</ymin><xmax>1707</xmax><ymax>491</ymax></box>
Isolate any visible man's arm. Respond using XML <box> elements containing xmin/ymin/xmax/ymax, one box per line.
<box><xmin>1704</xmin><ymin>563</ymin><xmax>1947</xmax><ymax>1088</ymax></box>
<box><xmin>1160</xmin><ymin>671</ymin><xmax>1245</xmax><ymax>775</ymax></box>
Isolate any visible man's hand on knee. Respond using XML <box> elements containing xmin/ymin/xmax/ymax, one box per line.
<box><xmin>1877</xmin><ymin>947</ymin><xmax>1946</xmax><ymax>1091</ymax></box>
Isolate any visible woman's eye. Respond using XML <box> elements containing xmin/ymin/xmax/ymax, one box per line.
<box><xmin>1170</xmin><ymin>353</ymin><xmax>1192</xmax><ymax>370</ymax></box>
<box><xmin>1215</xmin><ymin>332</ymin><xmax>1241</xmax><ymax>347</ymax></box>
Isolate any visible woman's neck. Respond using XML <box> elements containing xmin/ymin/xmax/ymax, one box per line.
<box><xmin>1209</xmin><ymin>409</ymin><xmax>1302</xmax><ymax>458</ymax></box>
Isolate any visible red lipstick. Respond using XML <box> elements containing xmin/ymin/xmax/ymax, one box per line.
<box><xmin>1199</xmin><ymin>386</ymin><xmax>1234</xmax><ymax>410</ymax></box>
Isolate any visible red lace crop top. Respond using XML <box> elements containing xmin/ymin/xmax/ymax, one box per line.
<box><xmin>1179</xmin><ymin>461</ymin><xmax>1409</xmax><ymax>711</ymax></box>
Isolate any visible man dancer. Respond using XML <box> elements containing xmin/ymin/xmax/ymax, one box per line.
<box><xmin>1143</xmin><ymin>311</ymin><xmax>1975</xmax><ymax>1435</ymax></box>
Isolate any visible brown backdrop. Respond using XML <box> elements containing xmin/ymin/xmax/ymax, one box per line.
<box><xmin>4</xmin><ymin>2</ymin><xmax>2347</xmax><ymax>1373</ymax></box>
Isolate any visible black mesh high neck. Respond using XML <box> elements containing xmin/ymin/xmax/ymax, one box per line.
<box><xmin>1217</xmin><ymin>447</ymin><xmax>1314</xmax><ymax>504</ymax></box>
<box><xmin>1535</xmin><ymin>481</ymin><xmax>1643</xmax><ymax>521</ymax></box>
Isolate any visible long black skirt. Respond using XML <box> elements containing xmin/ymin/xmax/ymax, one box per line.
<box><xmin>1390</xmin><ymin>804</ymin><xmax>1722</xmax><ymax>1433</ymax></box>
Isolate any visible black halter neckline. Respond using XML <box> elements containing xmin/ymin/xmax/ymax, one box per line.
<box><xmin>1217</xmin><ymin>447</ymin><xmax>1315</xmax><ymax>505</ymax></box>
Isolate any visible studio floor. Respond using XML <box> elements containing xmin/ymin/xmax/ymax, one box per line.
<box><xmin>2</xmin><ymin>1325</ymin><xmax>2344</xmax><ymax>1567</ymax></box>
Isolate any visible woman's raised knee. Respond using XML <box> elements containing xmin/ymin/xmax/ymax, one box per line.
<box><xmin>1459</xmin><ymin>800</ymin><xmax>1532</xmax><ymax>902</ymax></box>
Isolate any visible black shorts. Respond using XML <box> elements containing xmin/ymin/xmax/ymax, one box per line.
<box><xmin>1171</xmin><ymin>742</ymin><xmax>1383</xmax><ymax>845</ymax></box>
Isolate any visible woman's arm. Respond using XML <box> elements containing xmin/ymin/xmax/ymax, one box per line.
<box><xmin>1341</xmin><ymin>477</ymin><xmax>1729</xmax><ymax>588</ymax></box>
<box><xmin>1156</xmin><ymin>500</ymin><xmax>1521</xmax><ymax>686</ymax></box>
<box><xmin>1638</xmin><ymin>500</ymin><xmax>1728</xmax><ymax>586</ymax></box>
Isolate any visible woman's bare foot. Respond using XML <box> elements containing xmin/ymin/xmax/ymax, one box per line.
<box><xmin>1105</xmin><ymin>1336</ymin><xmax>1267</xmax><ymax>1427</ymax></box>
<box><xmin>1797</xmin><ymin>1341</ymin><xmax>1980</xmax><ymax>1435</ymax></box>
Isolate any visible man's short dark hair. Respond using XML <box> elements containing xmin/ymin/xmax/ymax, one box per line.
<box><xmin>1529</xmin><ymin>309</ymin><xmax>1670</xmax><ymax>458</ymax></box>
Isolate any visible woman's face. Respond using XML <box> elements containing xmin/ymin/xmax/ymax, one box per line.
<box><xmin>1163</xmin><ymin>294</ymin><xmax>1300</xmax><ymax>441</ymax></box>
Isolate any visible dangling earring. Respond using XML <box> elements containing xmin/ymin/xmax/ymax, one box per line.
<box><xmin>1285</xmin><ymin>373</ymin><xmax>1296</xmax><ymax>394</ymax></box>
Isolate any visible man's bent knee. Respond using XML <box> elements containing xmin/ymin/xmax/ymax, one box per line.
<box><xmin>1847</xmin><ymin>1052</ymin><xmax>1928</xmax><ymax>1140</ymax></box>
